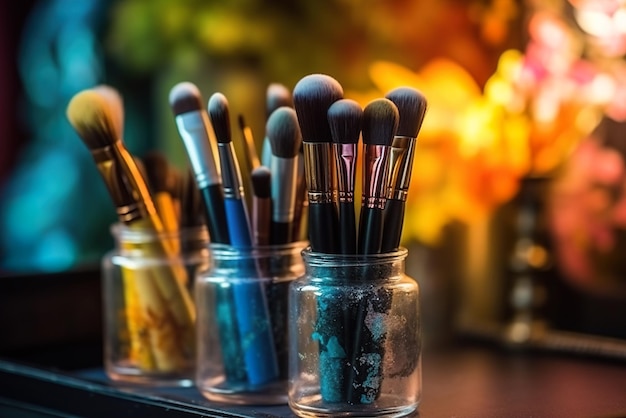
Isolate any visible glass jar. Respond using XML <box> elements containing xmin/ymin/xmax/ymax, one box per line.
<box><xmin>102</xmin><ymin>222</ymin><xmax>209</xmax><ymax>386</ymax></box>
<box><xmin>288</xmin><ymin>248</ymin><xmax>421</xmax><ymax>417</ymax></box>
<box><xmin>195</xmin><ymin>241</ymin><xmax>307</xmax><ymax>405</ymax></box>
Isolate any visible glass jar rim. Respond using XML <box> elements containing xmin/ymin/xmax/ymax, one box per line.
<box><xmin>301</xmin><ymin>246</ymin><xmax>408</xmax><ymax>267</ymax></box>
<box><xmin>208</xmin><ymin>241</ymin><xmax>309</xmax><ymax>260</ymax></box>
<box><xmin>110</xmin><ymin>222</ymin><xmax>209</xmax><ymax>243</ymax></box>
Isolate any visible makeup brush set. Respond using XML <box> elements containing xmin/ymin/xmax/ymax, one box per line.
<box><xmin>287</xmin><ymin>75</ymin><xmax>426</xmax><ymax>416</ymax></box>
<box><xmin>66</xmin><ymin>72</ymin><xmax>427</xmax><ymax>416</ymax></box>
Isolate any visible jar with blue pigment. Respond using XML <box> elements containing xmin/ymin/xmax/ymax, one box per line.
<box><xmin>195</xmin><ymin>241</ymin><xmax>306</xmax><ymax>404</ymax></box>
<box><xmin>288</xmin><ymin>247</ymin><xmax>421</xmax><ymax>417</ymax></box>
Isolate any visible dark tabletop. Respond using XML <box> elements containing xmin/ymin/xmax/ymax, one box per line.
<box><xmin>2</xmin><ymin>337</ymin><xmax>626</xmax><ymax>418</ymax></box>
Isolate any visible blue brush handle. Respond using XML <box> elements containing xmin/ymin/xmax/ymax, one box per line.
<box><xmin>224</xmin><ymin>198</ymin><xmax>279</xmax><ymax>385</ymax></box>
<box><xmin>215</xmin><ymin>285</ymin><xmax>247</xmax><ymax>383</ymax></box>
<box><xmin>314</xmin><ymin>288</ymin><xmax>349</xmax><ymax>403</ymax></box>
<box><xmin>224</xmin><ymin>198</ymin><xmax>252</xmax><ymax>247</ymax></box>
<box><xmin>232</xmin><ymin>279</ymin><xmax>279</xmax><ymax>385</ymax></box>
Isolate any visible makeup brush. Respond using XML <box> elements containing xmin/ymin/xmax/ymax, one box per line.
<box><xmin>179</xmin><ymin>168</ymin><xmax>206</xmax><ymax>229</ymax></box>
<box><xmin>358</xmin><ymin>98</ymin><xmax>399</xmax><ymax>255</ymax></box>
<box><xmin>381</xmin><ymin>87</ymin><xmax>428</xmax><ymax>252</ymax></box>
<box><xmin>267</xmin><ymin>106</ymin><xmax>303</xmax><ymax>245</ymax></box>
<box><xmin>237</xmin><ymin>113</ymin><xmax>260</xmax><ymax>216</ymax></box>
<box><xmin>293</xmin><ymin>74</ymin><xmax>347</xmax><ymax>404</ymax></box>
<box><xmin>141</xmin><ymin>151</ymin><xmax>183</xmax><ymax>267</ymax></box>
<box><xmin>208</xmin><ymin>91</ymin><xmax>260</xmax><ymax>387</ymax></box>
<box><xmin>328</xmin><ymin>99</ymin><xmax>362</xmax><ymax>254</ymax></box>
<box><xmin>165</xmin><ymin>163</ymin><xmax>184</xmax><ymax>224</ymax></box>
<box><xmin>169</xmin><ymin>81</ymin><xmax>230</xmax><ymax>244</ymax></box>
<box><xmin>143</xmin><ymin>150</ymin><xmax>179</xmax><ymax>235</ymax></box>
<box><xmin>250</xmin><ymin>165</ymin><xmax>271</xmax><ymax>246</ymax></box>
<box><xmin>347</xmin><ymin>97</ymin><xmax>399</xmax><ymax>404</ymax></box>
<box><xmin>291</xmin><ymin>145</ymin><xmax>308</xmax><ymax>242</ymax></box>
<box><xmin>67</xmin><ymin>88</ymin><xmax>132</xmax><ymax>220</ymax></box>
<box><xmin>67</xmin><ymin>90</ymin><xmax>159</xmax><ymax>228</ymax></box>
<box><xmin>208</xmin><ymin>91</ymin><xmax>279</xmax><ymax>386</ymax></box>
<box><xmin>238</xmin><ymin>113</ymin><xmax>261</xmax><ymax>172</ymax></box>
<box><xmin>67</xmin><ymin>88</ymin><xmax>196</xmax><ymax>369</ymax></box>
<box><xmin>208</xmin><ymin>92</ymin><xmax>253</xmax><ymax>248</ymax></box>
<box><xmin>66</xmin><ymin>87</ymin><xmax>183</xmax><ymax>254</ymax></box>
<box><xmin>262</xmin><ymin>83</ymin><xmax>294</xmax><ymax>167</ymax></box>
<box><xmin>292</xmin><ymin>74</ymin><xmax>343</xmax><ymax>254</ymax></box>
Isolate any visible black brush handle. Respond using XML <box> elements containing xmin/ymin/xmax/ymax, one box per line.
<box><xmin>308</xmin><ymin>202</ymin><xmax>339</xmax><ymax>253</ymax></box>
<box><xmin>381</xmin><ymin>198</ymin><xmax>405</xmax><ymax>252</ymax></box>
<box><xmin>270</xmin><ymin>221</ymin><xmax>291</xmax><ymax>245</ymax></box>
<box><xmin>339</xmin><ymin>201</ymin><xmax>357</xmax><ymax>254</ymax></box>
<box><xmin>358</xmin><ymin>207</ymin><xmax>383</xmax><ymax>255</ymax></box>
<box><xmin>346</xmin><ymin>286</ymin><xmax>392</xmax><ymax>404</ymax></box>
<box><xmin>200</xmin><ymin>185</ymin><xmax>230</xmax><ymax>244</ymax></box>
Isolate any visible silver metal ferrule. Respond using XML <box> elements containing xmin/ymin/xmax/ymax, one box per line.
<box><xmin>333</xmin><ymin>143</ymin><xmax>357</xmax><ymax>203</ymax></box>
<box><xmin>303</xmin><ymin>142</ymin><xmax>335</xmax><ymax>204</ymax></box>
<box><xmin>362</xmin><ymin>144</ymin><xmax>391</xmax><ymax>209</ymax></box>
<box><xmin>175</xmin><ymin>112</ymin><xmax>222</xmax><ymax>189</ymax></box>
<box><xmin>271</xmin><ymin>155</ymin><xmax>298</xmax><ymax>222</ymax></box>
<box><xmin>387</xmin><ymin>136</ymin><xmax>416</xmax><ymax>201</ymax></box>
<box><xmin>218</xmin><ymin>142</ymin><xmax>244</xmax><ymax>200</ymax></box>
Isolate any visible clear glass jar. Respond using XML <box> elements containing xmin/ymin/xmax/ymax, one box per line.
<box><xmin>195</xmin><ymin>241</ymin><xmax>307</xmax><ymax>405</ymax></box>
<box><xmin>288</xmin><ymin>248</ymin><xmax>421</xmax><ymax>417</ymax></box>
<box><xmin>102</xmin><ymin>222</ymin><xmax>209</xmax><ymax>386</ymax></box>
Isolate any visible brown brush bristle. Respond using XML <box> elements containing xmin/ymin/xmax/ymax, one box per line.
<box><xmin>179</xmin><ymin>168</ymin><xmax>205</xmax><ymax>228</ymax></box>
<box><xmin>143</xmin><ymin>151</ymin><xmax>173</xmax><ymax>194</ymax></box>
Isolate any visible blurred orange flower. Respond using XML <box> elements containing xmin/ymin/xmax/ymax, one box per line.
<box><xmin>347</xmin><ymin>48</ymin><xmax>600</xmax><ymax>245</ymax></box>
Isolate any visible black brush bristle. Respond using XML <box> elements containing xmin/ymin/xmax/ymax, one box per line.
<box><xmin>179</xmin><ymin>168</ymin><xmax>205</xmax><ymax>228</ymax></box>
<box><xmin>266</xmin><ymin>83</ymin><xmax>293</xmax><ymax>117</ymax></box>
<box><xmin>385</xmin><ymin>87</ymin><xmax>428</xmax><ymax>138</ymax></box>
<box><xmin>66</xmin><ymin>90</ymin><xmax>119</xmax><ymax>150</ymax></box>
<box><xmin>237</xmin><ymin>114</ymin><xmax>247</xmax><ymax>132</ymax></box>
<box><xmin>251</xmin><ymin>165</ymin><xmax>271</xmax><ymax>199</ymax></box>
<box><xmin>292</xmin><ymin>74</ymin><xmax>343</xmax><ymax>143</ymax></box>
<box><xmin>362</xmin><ymin>98</ymin><xmax>399</xmax><ymax>146</ymax></box>
<box><xmin>266</xmin><ymin>106</ymin><xmax>302</xmax><ymax>158</ymax></box>
<box><xmin>169</xmin><ymin>82</ymin><xmax>204</xmax><ymax>116</ymax></box>
<box><xmin>166</xmin><ymin>164</ymin><xmax>183</xmax><ymax>200</ymax></box>
<box><xmin>328</xmin><ymin>99</ymin><xmax>362</xmax><ymax>145</ymax></box>
<box><xmin>207</xmin><ymin>92</ymin><xmax>232</xmax><ymax>144</ymax></box>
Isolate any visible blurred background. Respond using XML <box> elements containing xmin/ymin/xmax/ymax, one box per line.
<box><xmin>1</xmin><ymin>0</ymin><xmax>626</xmax><ymax>345</ymax></box>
